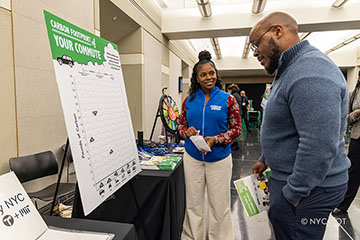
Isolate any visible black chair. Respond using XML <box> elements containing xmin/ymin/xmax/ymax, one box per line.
<box><xmin>9</xmin><ymin>151</ymin><xmax>75</xmax><ymax>209</ymax></box>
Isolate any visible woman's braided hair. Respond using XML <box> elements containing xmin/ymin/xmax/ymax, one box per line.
<box><xmin>188</xmin><ymin>50</ymin><xmax>223</xmax><ymax>100</ymax></box>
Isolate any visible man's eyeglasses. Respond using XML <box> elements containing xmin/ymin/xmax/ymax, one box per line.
<box><xmin>250</xmin><ymin>25</ymin><xmax>275</xmax><ymax>52</ymax></box>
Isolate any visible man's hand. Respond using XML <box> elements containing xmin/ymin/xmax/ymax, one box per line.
<box><xmin>252</xmin><ymin>161</ymin><xmax>267</xmax><ymax>180</ymax></box>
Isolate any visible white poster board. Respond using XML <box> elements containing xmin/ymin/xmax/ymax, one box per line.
<box><xmin>0</xmin><ymin>172</ymin><xmax>114</xmax><ymax>240</ymax></box>
<box><xmin>0</xmin><ymin>172</ymin><xmax>47</xmax><ymax>240</ymax></box>
<box><xmin>44</xmin><ymin>11</ymin><xmax>141</xmax><ymax>215</ymax></box>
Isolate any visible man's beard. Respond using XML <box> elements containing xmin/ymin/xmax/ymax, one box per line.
<box><xmin>265</xmin><ymin>37</ymin><xmax>280</xmax><ymax>75</ymax></box>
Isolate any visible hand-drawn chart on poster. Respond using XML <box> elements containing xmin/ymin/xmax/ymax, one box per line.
<box><xmin>44</xmin><ymin>11</ymin><xmax>141</xmax><ymax>215</ymax></box>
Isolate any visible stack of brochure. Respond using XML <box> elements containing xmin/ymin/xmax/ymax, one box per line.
<box><xmin>140</xmin><ymin>156</ymin><xmax>181</xmax><ymax>170</ymax></box>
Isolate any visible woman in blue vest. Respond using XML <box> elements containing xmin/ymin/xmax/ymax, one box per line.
<box><xmin>178</xmin><ymin>50</ymin><xmax>241</xmax><ymax>240</ymax></box>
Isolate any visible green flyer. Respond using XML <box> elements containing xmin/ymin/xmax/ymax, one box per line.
<box><xmin>233</xmin><ymin>169</ymin><xmax>271</xmax><ymax>217</ymax></box>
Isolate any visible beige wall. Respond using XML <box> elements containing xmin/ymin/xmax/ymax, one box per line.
<box><xmin>0</xmin><ymin>7</ymin><xmax>16</xmax><ymax>174</ymax></box>
<box><xmin>161</xmin><ymin>44</ymin><xmax>169</xmax><ymax>67</ymax></box>
<box><xmin>161</xmin><ymin>44</ymin><xmax>170</xmax><ymax>95</ymax></box>
<box><xmin>122</xmin><ymin>64</ymin><xmax>144</xmax><ymax>135</ymax></box>
<box><xmin>109</xmin><ymin>0</ymin><xmax>195</xmax><ymax>67</ymax></box>
<box><xmin>12</xmin><ymin>0</ymin><xmax>94</xmax><ymax>161</ymax></box>
<box><xmin>144</xmin><ymin>30</ymin><xmax>162</xmax><ymax>139</ymax></box>
<box><xmin>114</xmin><ymin>21</ymin><xmax>193</xmax><ymax>141</ymax></box>
<box><xmin>161</xmin><ymin>72</ymin><xmax>170</xmax><ymax>89</ymax></box>
<box><xmin>168</xmin><ymin>51</ymin><xmax>182</xmax><ymax>109</ymax></box>
<box><xmin>2</xmin><ymin>0</ymin><xmax>95</xmax><ymax>191</ymax></box>
<box><xmin>117</xmin><ymin>28</ymin><xmax>144</xmax><ymax>135</ymax></box>
<box><xmin>181</xmin><ymin>62</ymin><xmax>191</xmax><ymax>104</ymax></box>
<box><xmin>118</xmin><ymin>28</ymin><xmax>143</xmax><ymax>54</ymax></box>
<box><xmin>181</xmin><ymin>83</ymin><xmax>190</xmax><ymax>104</ymax></box>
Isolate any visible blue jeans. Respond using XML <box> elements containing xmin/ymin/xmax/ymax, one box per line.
<box><xmin>268</xmin><ymin>177</ymin><xmax>347</xmax><ymax>240</ymax></box>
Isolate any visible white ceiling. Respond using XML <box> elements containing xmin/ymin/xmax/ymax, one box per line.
<box><xmin>152</xmin><ymin>0</ymin><xmax>360</xmax><ymax>77</ymax></box>
<box><xmin>154</xmin><ymin>0</ymin><xmax>360</xmax><ymax>57</ymax></box>
<box><xmin>186</xmin><ymin>29</ymin><xmax>360</xmax><ymax>59</ymax></box>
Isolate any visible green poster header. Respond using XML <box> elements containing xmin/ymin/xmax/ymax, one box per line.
<box><xmin>44</xmin><ymin>10</ymin><xmax>118</xmax><ymax>65</ymax></box>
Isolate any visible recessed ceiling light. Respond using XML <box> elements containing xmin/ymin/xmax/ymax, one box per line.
<box><xmin>112</xmin><ymin>16</ymin><xmax>117</xmax><ymax>21</ymax></box>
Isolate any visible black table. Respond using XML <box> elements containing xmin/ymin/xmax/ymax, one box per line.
<box><xmin>42</xmin><ymin>215</ymin><xmax>137</xmax><ymax>240</ymax></box>
<box><xmin>72</xmin><ymin>160</ymin><xmax>185</xmax><ymax>240</ymax></box>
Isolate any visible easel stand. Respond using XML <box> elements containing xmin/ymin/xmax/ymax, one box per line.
<box><xmin>50</xmin><ymin>138</ymin><xmax>69</xmax><ymax>216</ymax></box>
<box><xmin>149</xmin><ymin>88</ymin><xmax>170</xmax><ymax>144</ymax></box>
<box><xmin>149</xmin><ymin>104</ymin><xmax>169</xmax><ymax>144</ymax></box>
<box><xmin>149</xmin><ymin>103</ymin><xmax>161</xmax><ymax>142</ymax></box>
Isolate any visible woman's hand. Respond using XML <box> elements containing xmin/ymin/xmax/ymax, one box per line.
<box><xmin>202</xmin><ymin>136</ymin><xmax>216</xmax><ymax>155</ymax></box>
<box><xmin>185</xmin><ymin>126</ymin><xmax>199</xmax><ymax>138</ymax></box>
<box><xmin>355</xmin><ymin>109</ymin><xmax>360</xmax><ymax>117</ymax></box>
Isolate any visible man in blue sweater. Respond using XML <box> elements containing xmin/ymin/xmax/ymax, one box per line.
<box><xmin>250</xmin><ymin>12</ymin><xmax>350</xmax><ymax>240</ymax></box>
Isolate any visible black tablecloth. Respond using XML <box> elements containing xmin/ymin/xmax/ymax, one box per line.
<box><xmin>42</xmin><ymin>215</ymin><xmax>137</xmax><ymax>240</ymax></box>
<box><xmin>72</xmin><ymin>160</ymin><xmax>185</xmax><ymax>240</ymax></box>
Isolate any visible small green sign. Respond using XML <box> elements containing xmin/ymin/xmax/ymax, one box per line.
<box><xmin>44</xmin><ymin>10</ymin><xmax>118</xmax><ymax>66</ymax></box>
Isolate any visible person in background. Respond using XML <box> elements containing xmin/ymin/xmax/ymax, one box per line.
<box><xmin>240</xmin><ymin>90</ymin><xmax>250</xmax><ymax>131</ymax></box>
<box><xmin>227</xmin><ymin>84</ymin><xmax>242</xmax><ymax>106</ymax></box>
<box><xmin>227</xmin><ymin>84</ymin><xmax>242</xmax><ymax>150</ymax></box>
<box><xmin>178</xmin><ymin>50</ymin><xmax>241</xmax><ymax>240</ymax></box>
<box><xmin>333</xmin><ymin>73</ymin><xmax>360</xmax><ymax>215</ymax></box>
<box><xmin>250</xmin><ymin>12</ymin><xmax>350</xmax><ymax>240</ymax></box>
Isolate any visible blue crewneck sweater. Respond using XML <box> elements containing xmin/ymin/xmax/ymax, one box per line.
<box><xmin>259</xmin><ymin>40</ymin><xmax>351</xmax><ymax>205</ymax></box>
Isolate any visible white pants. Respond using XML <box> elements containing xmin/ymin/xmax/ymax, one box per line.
<box><xmin>181</xmin><ymin>152</ymin><xmax>233</xmax><ymax>240</ymax></box>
